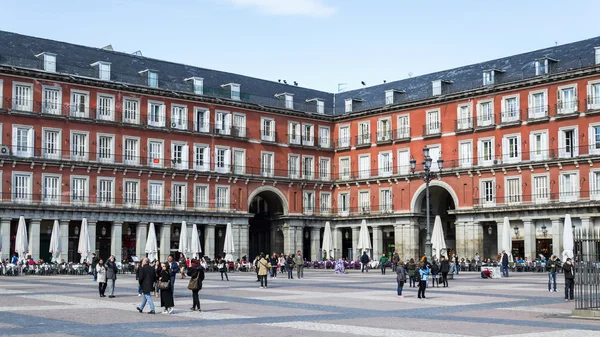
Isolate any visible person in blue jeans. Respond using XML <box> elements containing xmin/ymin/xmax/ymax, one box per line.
<box><xmin>547</xmin><ymin>255</ymin><xmax>560</xmax><ymax>292</ymax></box>
<box><xmin>136</xmin><ymin>258</ymin><xmax>156</xmax><ymax>314</ymax></box>
<box><xmin>453</xmin><ymin>254</ymin><xmax>460</xmax><ymax>276</ymax></box>
<box><xmin>168</xmin><ymin>255</ymin><xmax>180</xmax><ymax>294</ymax></box>
<box><xmin>396</xmin><ymin>260</ymin><xmax>407</xmax><ymax>298</ymax></box>
<box><xmin>501</xmin><ymin>251</ymin><xmax>510</xmax><ymax>277</ymax></box>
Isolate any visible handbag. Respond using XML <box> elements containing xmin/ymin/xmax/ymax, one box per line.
<box><xmin>158</xmin><ymin>280</ymin><xmax>170</xmax><ymax>290</ymax></box>
<box><xmin>188</xmin><ymin>275</ymin><xmax>199</xmax><ymax>290</ymax></box>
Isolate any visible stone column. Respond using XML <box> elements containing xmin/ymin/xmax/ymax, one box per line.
<box><xmin>238</xmin><ymin>224</ymin><xmax>249</xmax><ymax>261</ymax></box>
<box><xmin>283</xmin><ymin>225</ymin><xmax>295</xmax><ymax>254</ymax></box>
<box><xmin>310</xmin><ymin>227</ymin><xmax>321</xmax><ymax>261</ymax></box>
<box><xmin>59</xmin><ymin>220</ymin><xmax>69</xmax><ymax>262</ymax></box>
<box><xmin>372</xmin><ymin>226</ymin><xmax>383</xmax><ymax>259</ymax></box>
<box><xmin>472</xmin><ymin>222</ymin><xmax>484</xmax><ymax>259</ymax></box>
<box><xmin>204</xmin><ymin>224</ymin><xmax>215</xmax><ymax>259</ymax></box>
<box><xmin>0</xmin><ymin>218</ymin><xmax>11</xmax><ymax>260</ymax></box>
<box><xmin>28</xmin><ymin>219</ymin><xmax>41</xmax><ymax>261</ymax></box>
<box><xmin>351</xmin><ymin>226</ymin><xmax>360</xmax><ymax>260</ymax></box>
<box><xmin>111</xmin><ymin>221</ymin><xmax>123</xmax><ymax>260</ymax></box>
<box><xmin>333</xmin><ymin>226</ymin><xmax>343</xmax><ymax>259</ymax></box>
<box><xmin>580</xmin><ymin>216</ymin><xmax>593</xmax><ymax>233</ymax></box>
<box><xmin>87</xmin><ymin>220</ymin><xmax>97</xmax><ymax>256</ymax></box>
<box><xmin>497</xmin><ymin>220</ymin><xmax>504</xmax><ymax>255</ymax></box>
<box><xmin>523</xmin><ymin>219</ymin><xmax>536</xmax><ymax>261</ymax></box>
<box><xmin>455</xmin><ymin>222</ymin><xmax>467</xmax><ymax>259</ymax></box>
<box><xmin>551</xmin><ymin>218</ymin><xmax>562</xmax><ymax>258</ymax></box>
<box><xmin>136</xmin><ymin>222</ymin><xmax>148</xmax><ymax>258</ymax></box>
<box><xmin>405</xmin><ymin>221</ymin><xmax>420</xmax><ymax>261</ymax></box>
<box><xmin>159</xmin><ymin>223</ymin><xmax>171</xmax><ymax>262</ymax></box>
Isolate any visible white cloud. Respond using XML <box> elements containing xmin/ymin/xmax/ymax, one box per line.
<box><xmin>226</xmin><ymin>0</ymin><xmax>336</xmax><ymax>18</ymax></box>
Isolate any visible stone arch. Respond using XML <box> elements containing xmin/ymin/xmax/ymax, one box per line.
<box><xmin>410</xmin><ymin>180</ymin><xmax>460</xmax><ymax>214</ymax></box>
<box><xmin>247</xmin><ymin>186</ymin><xmax>289</xmax><ymax>215</ymax></box>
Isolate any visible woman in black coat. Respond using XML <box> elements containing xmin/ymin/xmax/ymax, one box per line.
<box><xmin>186</xmin><ymin>259</ymin><xmax>205</xmax><ymax>311</ymax></box>
<box><xmin>440</xmin><ymin>256</ymin><xmax>450</xmax><ymax>287</ymax></box>
<box><xmin>159</xmin><ymin>262</ymin><xmax>175</xmax><ymax>314</ymax></box>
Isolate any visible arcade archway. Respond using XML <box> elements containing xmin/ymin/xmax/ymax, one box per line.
<box><xmin>248</xmin><ymin>187</ymin><xmax>286</xmax><ymax>259</ymax></box>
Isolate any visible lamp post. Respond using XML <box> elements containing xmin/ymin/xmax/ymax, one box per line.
<box><xmin>410</xmin><ymin>147</ymin><xmax>444</xmax><ymax>261</ymax></box>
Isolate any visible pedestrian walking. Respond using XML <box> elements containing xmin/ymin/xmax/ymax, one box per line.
<box><xmin>91</xmin><ymin>253</ymin><xmax>98</xmax><ymax>282</ymax></box>
<box><xmin>258</xmin><ymin>254</ymin><xmax>270</xmax><ymax>288</ymax></box>
<box><xmin>96</xmin><ymin>259</ymin><xmax>107</xmax><ymax>297</ymax></box>
<box><xmin>270</xmin><ymin>253</ymin><xmax>278</xmax><ymax>279</ymax></box>
<box><xmin>186</xmin><ymin>259</ymin><xmax>205</xmax><ymax>311</ymax></box>
<box><xmin>440</xmin><ymin>256</ymin><xmax>450</xmax><ymax>287</ymax></box>
<box><xmin>159</xmin><ymin>262</ymin><xmax>175</xmax><ymax>314</ymax></box>
<box><xmin>136</xmin><ymin>263</ymin><xmax>143</xmax><ymax>296</ymax></box>
<box><xmin>360</xmin><ymin>251</ymin><xmax>370</xmax><ymax>273</ymax></box>
<box><xmin>501</xmin><ymin>250</ymin><xmax>509</xmax><ymax>277</ymax></box>
<box><xmin>167</xmin><ymin>255</ymin><xmax>180</xmax><ymax>294</ymax></box>
<box><xmin>430</xmin><ymin>260</ymin><xmax>440</xmax><ymax>287</ymax></box>
<box><xmin>417</xmin><ymin>263</ymin><xmax>430</xmax><ymax>299</ymax></box>
<box><xmin>136</xmin><ymin>258</ymin><xmax>156</xmax><ymax>314</ymax></box>
<box><xmin>105</xmin><ymin>255</ymin><xmax>118</xmax><ymax>298</ymax></box>
<box><xmin>218</xmin><ymin>256</ymin><xmax>229</xmax><ymax>281</ymax></box>
<box><xmin>407</xmin><ymin>258</ymin><xmax>417</xmax><ymax>287</ymax></box>
<box><xmin>396</xmin><ymin>259</ymin><xmax>407</xmax><ymax>298</ymax></box>
<box><xmin>153</xmin><ymin>260</ymin><xmax>161</xmax><ymax>298</ymax></box>
<box><xmin>294</xmin><ymin>251</ymin><xmax>304</xmax><ymax>279</ymax></box>
<box><xmin>179</xmin><ymin>254</ymin><xmax>187</xmax><ymax>279</ymax></box>
<box><xmin>392</xmin><ymin>252</ymin><xmax>399</xmax><ymax>272</ymax></box>
<box><xmin>286</xmin><ymin>254</ymin><xmax>295</xmax><ymax>279</ymax></box>
<box><xmin>379</xmin><ymin>254</ymin><xmax>388</xmax><ymax>275</ymax></box>
<box><xmin>547</xmin><ymin>255</ymin><xmax>560</xmax><ymax>292</ymax></box>
<box><xmin>563</xmin><ymin>258</ymin><xmax>575</xmax><ymax>301</ymax></box>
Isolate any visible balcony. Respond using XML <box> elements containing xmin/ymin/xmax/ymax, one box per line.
<box><xmin>475</xmin><ymin>114</ymin><xmax>496</xmax><ymax>130</ymax></box>
<box><xmin>261</xmin><ymin>130</ymin><xmax>278</xmax><ymax>143</ymax></box>
<box><xmin>376</xmin><ymin>130</ymin><xmax>393</xmax><ymax>144</ymax></box>
<box><xmin>454</xmin><ymin>117</ymin><xmax>474</xmax><ymax>133</ymax></box>
<box><xmin>393</xmin><ymin>127</ymin><xmax>410</xmax><ymax>142</ymax></box>
<box><xmin>554</xmin><ymin>99</ymin><xmax>580</xmax><ymax>118</ymax></box>
<box><xmin>355</xmin><ymin>134</ymin><xmax>371</xmax><ymax>148</ymax></box>
<box><xmin>318</xmin><ymin>137</ymin><xmax>332</xmax><ymax>150</ymax></box>
<box><xmin>335</xmin><ymin>138</ymin><xmax>351</xmax><ymax>151</ymax></box>
<box><xmin>471</xmin><ymin>191</ymin><xmax>598</xmax><ymax>209</ymax></box>
<box><xmin>287</xmin><ymin>133</ymin><xmax>302</xmax><ymax>147</ymax></box>
<box><xmin>312</xmin><ymin>204</ymin><xmax>394</xmax><ymax>217</ymax></box>
<box><xmin>527</xmin><ymin>105</ymin><xmax>549</xmax><ymax>122</ymax></box>
<box><xmin>499</xmin><ymin>109</ymin><xmax>522</xmax><ymax>126</ymax></box>
<box><xmin>585</xmin><ymin>96</ymin><xmax>600</xmax><ymax>114</ymax></box>
<box><xmin>422</xmin><ymin>123</ymin><xmax>442</xmax><ymax>138</ymax></box>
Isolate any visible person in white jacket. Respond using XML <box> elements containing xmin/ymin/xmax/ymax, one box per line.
<box><xmin>96</xmin><ymin>259</ymin><xmax>107</xmax><ymax>297</ymax></box>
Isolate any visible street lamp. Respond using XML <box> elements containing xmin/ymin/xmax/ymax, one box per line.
<box><xmin>541</xmin><ymin>224</ymin><xmax>548</xmax><ymax>237</ymax></box>
<box><xmin>410</xmin><ymin>147</ymin><xmax>444</xmax><ymax>261</ymax></box>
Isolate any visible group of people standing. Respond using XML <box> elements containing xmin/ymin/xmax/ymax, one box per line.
<box><xmin>395</xmin><ymin>256</ymin><xmax>452</xmax><ymax>299</ymax></box>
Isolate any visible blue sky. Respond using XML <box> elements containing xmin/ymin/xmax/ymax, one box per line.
<box><xmin>1</xmin><ymin>0</ymin><xmax>600</xmax><ymax>92</ymax></box>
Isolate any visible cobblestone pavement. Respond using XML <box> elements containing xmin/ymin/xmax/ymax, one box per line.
<box><xmin>1</xmin><ymin>269</ymin><xmax>599</xmax><ymax>337</ymax></box>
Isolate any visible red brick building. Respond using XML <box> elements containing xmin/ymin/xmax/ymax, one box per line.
<box><xmin>1</xmin><ymin>31</ymin><xmax>599</xmax><ymax>263</ymax></box>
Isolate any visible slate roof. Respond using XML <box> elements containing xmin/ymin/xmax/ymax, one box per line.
<box><xmin>1</xmin><ymin>30</ymin><xmax>599</xmax><ymax>117</ymax></box>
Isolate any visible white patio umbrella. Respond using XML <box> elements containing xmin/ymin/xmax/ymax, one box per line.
<box><xmin>178</xmin><ymin>221</ymin><xmax>189</xmax><ymax>258</ymax></box>
<box><xmin>49</xmin><ymin>220</ymin><xmax>60</xmax><ymax>263</ymax></box>
<box><xmin>223</xmin><ymin>222</ymin><xmax>235</xmax><ymax>262</ymax></box>
<box><xmin>322</xmin><ymin>221</ymin><xmax>334</xmax><ymax>259</ymax></box>
<box><xmin>15</xmin><ymin>216</ymin><xmax>28</xmax><ymax>262</ymax></box>
<box><xmin>356</xmin><ymin>219</ymin><xmax>372</xmax><ymax>255</ymax></box>
<box><xmin>502</xmin><ymin>217</ymin><xmax>512</xmax><ymax>260</ymax></box>
<box><xmin>190</xmin><ymin>223</ymin><xmax>202</xmax><ymax>259</ymax></box>
<box><xmin>431</xmin><ymin>215</ymin><xmax>447</xmax><ymax>261</ymax></box>
<box><xmin>77</xmin><ymin>218</ymin><xmax>91</xmax><ymax>264</ymax></box>
<box><xmin>562</xmin><ymin>214</ymin><xmax>574</xmax><ymax>262</ymax></box>
<box><xmin>145</xmin><ymin>223</ymin><xmax>158</xmax><ymax>262</ymax></box>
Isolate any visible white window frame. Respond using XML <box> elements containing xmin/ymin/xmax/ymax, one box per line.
<box><xmin>318</xmin><ymin>126</ymin><xmax>330</xmax><ymax>148</ymax></box>
<box><xmin>532</xmin><ymin>173</ymin><xmax>549</xmax><ymax>204</ymax></box>
<box><xmin>232</xmin><ymin>148</ymin><xmax>246</xmax><ymax>175</ymax></box>
<box><xmin>194</xmin><ymin>184</ymin><xmax>209</xmax><ymax>209</ymax></box>
<box><xmin>70</xmin><ymin>175</ymin><xmax>89</xmax><ymax>206</ymax></box>
<box><xmin>70</xmin><ymin>130</ymin><xmax>89</xmax><ymax>162</ymax></box>
<box><xmin>379</xmin><ymin>188</ymin><xmax>392</xmax><ymax>212</ymax></box>
<box><xmin>123</xmin><ymin>179</ymin><xmax>140</xmax><ymax>208</ymax></box>
<box><xmin>147</xmin><ymin>100</ymin><xmax>166</xmax><ymax>127</ymax></box>
<box><xmin>338</xmin><ymin>125</ymin><xmax>350</xmax><ymax>148</ymax></box>
<box><xmin>480</xmin><ymin>178</ymin><xmax>496</xmax><ymax>207</ymax></box>
<box><xmin>501</xmin><ymin>94</ymin><xmax>520</xmax><ymax>123</ymax></box>
<box><xmin>483</xmin><ymin>70</ymin><xmax>494</xmax><ymax>86</ymax></box>
<box><xmin>12</xmin><ymin>124</ymin><xmax>34</xmax><ymax>158</ymax></box>
<box><xmin>12</xmin><ymin>81</ymin><xmax>34</xmax><ymax>112</ymax></box>
<box><xmin>288</xmin><ymin>154</ymin><xmax>300</xmax><ymax>179</ymax></box>
<box><xmin>171</xmin><ymin>141</ymin><xmax>189</xmax><ymax>170</ymax></box>
<box><xmin>170</xmin><ymin>104</ymin><xmax>188</xmax><ymax>130</ymax></box>
<box><xmin>97</xmin><ymin>176</ymin><xmax>115</xmax><ymax>207</ymax></box>
<box><xmin>589</xmin><ymin>123</ymin><xmax>600</xmax><ymax>155</ymax></box>
<box><xmin>302</xmin><ymin>155</ymin><xmax>315</xmax><ymax>180</ymax></box>
<box><xmin>215</xmin><ymin>146</ymin><xmax>231</xmax><ymax>174</ymax></box>
<box><xmin>397</xmin><ymin>148</ymin><xmax>410</xmax><ymax>175</ymax></box>
<box><xmin>397</xmin><ymin>114</ymin><xmax>410</xmax><ymax>139</ymax></box>
<box><xmin>98</xmin><ymin>62</ymin><xmax>111</xmax><ymax>81</ymax></box>
<box><xmin>261</xmin><ymin>151</ymin><xmax>274</xmax><ymax>177</ymax></box>
<box><xmin>171</xmin><ymin>182</ymin><xmax>188</xmax><ymax>210</ymax></box>
<box><xmin>535</xmin><ymin>59</ymin><xmax>549</xmax><ymax>76</ymax></box>
<box><xmin>432</xmin><ymin>80</ymin><xmax>442</xmax><ymax>96</ymax></box>
<box><xmin>261</xmin><ymin>117</ymin><xmax>275</xmax><ymax>142</ymax></box>
<box><xmin>358</xmin><ymin>154</ymin><xmax>370</xmax><ymax>179</ymax></box>
<box><xmin>476</xmin><ymin>99</ymin><xmax>494</xmax><ymax>127</ymax></box>
<box><xmin>216</xmin><ymin>185</ymin><xmax>230</xmax><ymax>210</ymax></box>
<box><xmin>357</xmin><ymin>121</ymin><xmax>370</xmax><ymax>145</ymax></box>
<box><xmin>378</xmin><ymin>151</ymin><xmax>393</xmax><ymax>177</ymax></box>
<box><xmin>193</xmin><ymin>144</ymin><xmax>210</xmax><ymax>172</ymax></box>
<box><xmin>528</xmin><ymin>89</ymin><xmax>548</xmax><ymax>119</ymax></box>
<box><xmin>557</xmin><ymin>84</ymin><xmax>578</xmax><ymax>114</ymax></box>
<box><xmin>586</xmin><ymin>79</ymin><xmax>600</xmax><ymax>110</ymax></box>
<box><xmin>97</xmin><ymin>133</ymin><xmax>115</xmax><ymax>164</ymax></box>
<box><xmin>458</xmin><ymin>140</ymin><xmax>473</xmax><ymax>169</ymax></box>
<box><xmin>358</xmin><ymin>190</ymin><xmax>370</xmax><ymax>213</ymax></box>
<box><xmin>41</xmin><ymin>85</ymin><xmax>62</xmax><ymax>115</ymax></box>
<box><xmin>123</xmin><ymin>136</ymin><xmax>140</xmax><ymax>166</ymax></box>
<box><xmin>148</xmin><ymin>71</ymin><xmax>158</xmax><ymax>88</ymax></box>
<box><xmin>558</xmin><ymin>126</ymin><xmax>579</xmax><ymax>159</ymax></box>
<box><xmin>230</xmin><ymin>84</ymin><xmax>240</xmax><ymax>101</ymax></box>
<box><xmin>148</xmin><ymin>139</ymin><xmax>164</xmax><ymax>168</ymax></box>
<box><xmin>42</xmin><ymin>53</ymin><xmax>56</xmax><ymax>72</ymax></box>
<box><xmin>303</xmin><ymin>190</ymin><xmax>315</xmax><ymax>214</ymax></box>
<box><xmin>502</xmin><ymin>133</ymin><xmax>521</xmax><ymax>164</ymax></box>
<box><xmin>319</xmin><ymin>157</ymin><xmax>330</xmax><ymax>181</ymax></box>
<box><xmin>559</xmin><ymin>171</ymin><xmax>579</xmax><ymax>202</ymax></box>
<box><xmin>70</xmin><ymin>89</ymin><xmax>90</xmax><ymax>118</ymax></box>
<box><xmin>338</xmin><ymin>191</ymin><xmax>350</xmax><ymax>216</ymax></box>
<box><xmin>529</xmin><ymin>130</ymin><xmax>548</xmax><ymax>161</ymax></box>
<box><xmin>319</xmin><ymin>192</ymin><xmax>332</xmax><ymax>214</ymax></box>
<box><xmin>504</xmin><ymin>176</ymin><xmax>522</xmax><ymax>205</ymax></box>
<box><xmin>302</xmin><ymin>123</ymin><xmax>314</xmax><ymax>146</ymax></box>
<box><xmin>232</xmin><ymin>112</ymin><xmax>246</xmax><ymax>138</ymax></box>
<box><xmin>457</xmin><ymin>103</ymin><xmax>472</xmax><ymax>130</ymax></box>
<box><xmin>339</xmin><ymin>156</ymin><xmax>351</xmax><ymax>180</ymax></box>
<box><xmin>590</xmin><ymin>169</ymin><xmax>600</xmax><ymax>201</ymax></box>
<box><xmin>345</xmin><ymin>99</ymin><xmax>353</xmax><ymax>113</ymax></box>
<box><xmin>215</xmin><ymin>110</ymin><xmax>231</xmax><ymax>135</ymax></box>
<box><xmin>148</xmin><ymin>180</ymin><xmax>164</xmax><ymax>209</ymax></box>
<box><xmin>385</xmin><ymin>90</ymin><xmax>394</xmax><ymax>105</ymax></box>
<box><xmin>41</xmin><ymin>173</ymin><xmax>61</xmax><ymax>205</ymax></box>
<box><xmin>284</xmin><ymin>94</ymin><xmax>294</xmax><ymax>109</ymax></box>
<box><xmin>288</xmin><ymin>121</ymin><xmax>301</xmax><ymax>145</ymax></box>
<box><xmin>377</xmin><ymin>117</ymin><xmax>392</xmax><ymax>142</ymax></box>
<box><xmin>123</xmin><ymin>97</ymin><xmax>140</xmax><ymax>124</ymax></box>
<box><xmin>96</xmin><ymin>93</ymin><xmax>115</xmax><ymax>121</ymax></box>
<box><xmin>426</xmin><ymin>109</ymin><xmax>441</xmax><ymax>134</ymax></box>
<box><xmin>42</xmin><ymin>127</ymin><xmax>61</xmax><ymax>160</ymax></box>
<box><xmin>478</xmin><ymin>137</ymin><xmax>495</xmax><ymax>167</ymax></box>
<box><xmin>194</xmin><ymin>107</ymin><xmax>210</xmax><ymax>133</ymax></box>
<box><xmin>316</xmin><ymin>100</ymin><xmax>325</xmax><ymax>114</ymax></box>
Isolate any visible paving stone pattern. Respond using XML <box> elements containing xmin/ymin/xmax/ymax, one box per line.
<box><xmin>0</xmin><ymin>270</ymin><xmax>599</xmax><ymax>337</ymax></box>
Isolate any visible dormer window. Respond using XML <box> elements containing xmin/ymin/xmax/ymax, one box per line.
<box><xmin>595</xmin><ymin>47</ymin><xmax>600</xmax><ymax>65</ymax></box>
<box><xmin>385</xmin><ymin>89</ymin><xmax>405</xmax><ymax>105</ymax></box>
<box><xmin>139</xmin><ymin>69</ymin><xmax>159</xmax><ymax>88</ymax></box>
<box><xmin>306</xmin><ymin>98</ymin><xmax>325</xmax><ymax>114</ymax></box>
<box><xmin>483</xmin><ymin>70</ymin><xmax>494</xmax><ymax>86</ymax></box>
<box><xmin>432</xmin><ymin>80</ymin><xmax>442</xmax><ymax>96</ymax></box>
<box><xmin>344</xmin><ymin>98</ymin><xmax>363</xmax><ymax>113</ymax></box>
<box><xmin>185</xmin><ymin>77</ymin><xmax>203</xmax><ymax>95</ymax></box>
<box><xmin>275</xmin><ymin>93</ymin><xmax>294</xmax><ymax>109</ymax></box>
<box><xmin>535</xmin><ymin>57</ymin><xmax>557</xmax><ymax>76</ymax></box>
<box><xmin>91</xmin><ymin>61</ymin><xmax>111</xmax><ymax>81</ymax></box>
<box><xmin>36</xmin><ymin>52</ymin><xmax>56</xmax><ymax>72</ymax></box>
<box><xmin>221</xmin><ymin>83</ymin><xmax>241</xmax><ymax>100</ymax></box>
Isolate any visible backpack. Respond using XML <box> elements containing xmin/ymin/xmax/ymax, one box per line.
<box><xmin>414</xmin><ymin>270</ymin><xmax>421</xmax><ymax>282</ymax></box>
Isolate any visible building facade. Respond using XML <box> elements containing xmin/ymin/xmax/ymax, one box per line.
<box><xmin>1</xmin><ymin>31</ymin><xmax>600</xmax><ymax>263</ymax></box>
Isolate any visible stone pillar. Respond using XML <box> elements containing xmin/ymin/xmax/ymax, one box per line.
<box><xmin>333</xmin><ymin>226</ymin><xmax>343</xmax><ymax>259</ymax></box>
<box><xmin>238</xmin><ymin>224</ymin><xmax>249</xmax><ymax>261</ymax></box>
<box><xmin>372</xmin><ymin>226</ymin><xmax>383</xmax><ymax>259</ymax></box>
<box><xmin>28</xmin><ymin>219</ymin><xmax>41</xmax><ymax>261</ymax></box>
<box><xmin>87</xmin><ymin>220</ymin><xmax>97</xmax><ymax>256</ymax></box>
<box><xmin>472</xmin><ymin>222</ymin><xmax>484</xmax><ymax>259</ymax></box>
<box><xmin>283</xmin><ymin>225</ymin><xmax>295</xmax><ymax>254</ymax></box>
<box><xmin>523</xmin><ymin>219</ymin><xmax>536</xmax><ymax>261</ymax></box>
<box><xmin>405</xmin><ymin>221</ymin><xmax>420</xmax><ymax>261</ymax></box>
<box><xmin>310</xmin><ymin>227</ymin><xmax>321</xmax><ymax>261</ymax></box>
<box><xmin>393</xmin><ymin>224</ymin><xmax>403</xmax><ymax>259</ymax></box>
<box><xmin>59</xmin><ymin>220</ymin><xmax>69</xmax><ymax>262</ymax></box>
<box><xmin>204</xmin><ymin>224</ymin><xmax>215</xmax><ymax>259</ymax></box>
<box><xmin>462</xmin><ymin>221</ymin><xmax>484</xmax><ymax>260</ymax></box>
<box><xmin>580</xmin><ymin>216</ymin><xmax>593</xmax><ymax>233</ymax></box>
<box><xmin>497</xmin><ymin>221</ymin><xmax>504</xmax><ymax>255</ymax></box>
<box><xmin>136</xmin><ymin>222</ymin><xmax>148</xmax><ymax>258</ymax></box>
<box><xmin>111</xmin><ymin>221</ymin><xmax>123</xmax><ymax>260</ymax></box>
<box><xmin>0</xmin><ymin>218</ymin><xmax>11</xmax><ymax>260</ymax></box>
<box><xmin>455</xmin><ymin>222</ymin><xmax>467</xmax><ymax>259</ymax></box>
<box><xmin>159</xmin><ymin>223</ymin><xmax>171</xmax><ymax>262</ymax></box>
<box><xmin>351</xmin><ymin>226</ymin><xmax>360</xmax><ymax>259</ymax></box>
<box><xmin>551</xmin><ymin>218</ymin><xmax>562</xmax><ymax>259</ymax></box>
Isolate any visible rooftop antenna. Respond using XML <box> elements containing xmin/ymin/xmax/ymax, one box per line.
<box><xmin>337</xmin><ymin>83</ymin><xmax>348</xmax><ymax>93</ymax></box>
<box><xmin>408</xmin><ymin>72</ymin><xmax>413</xmax><ymax>78</ymax></box>
<box><xmin>555</xmin><ymin>41</ymin><xmax>558</xmax><ymax>46</ymax></box>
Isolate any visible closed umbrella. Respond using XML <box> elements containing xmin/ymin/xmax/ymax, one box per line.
<box><xmin>190</xmin><ymin>223</ymin><xmax>202</xmax><ymax>259</ymax></box>
<box><xmin>322</xmin><ymin>221</ymin><xmax>334</xmax><ymax>259</ymax></box>
<box><xmin>431</xmin><ymin>215</ymin><xmax>447</xmax><ymax>261</ymax></box>
<box><xmin>356</xmin><ymin>219</ymin><xmax>371</xmax><ymax>255</ymax></box>
<box><xmin>145</xmin><ymin>223</ymin><xmax>158</xmax><ymax>262</ymax></box>
<box><xmin>178</xmin><ymin>221</ymin><xmax>189</xmax><ymax>258</ymax></box>
<box><xmin>223</xmin><ymin>222</ymin><xmax>235</xmax><ymax>262</ymax></box>
<box><xmin>77</xmin><ymin>218</ymin><xmax>91</xmax><ymax>264</ymax></box>
<box><xmin>15</xmin><ymin>216</ymin><xmax>28</xmax><ymax>262</ymax></box>
<box><xmin>502</xmin><ymin>217</ymin><xmax>512</xmax><ymax>259</ymax></box>
<box><xmin>563</xmin><ymin>214</ymin><xmax>574</xmax><ymax>262</ymax></box>
<box><xmin>49</xmin><ymin>220</ymin><xmax>60</xmax><ymax>263</ymax></box>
